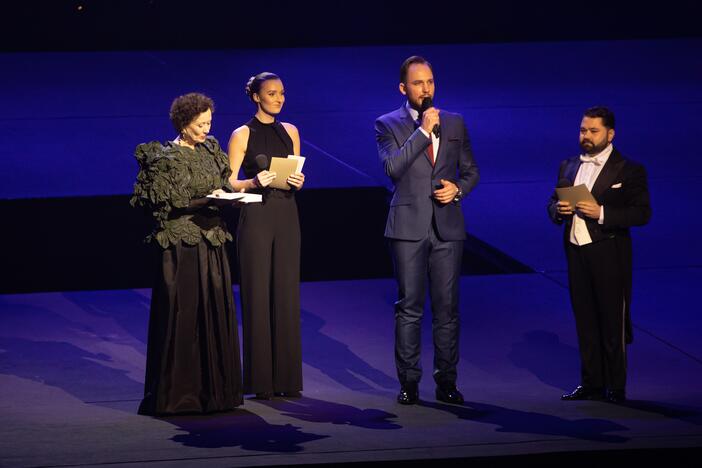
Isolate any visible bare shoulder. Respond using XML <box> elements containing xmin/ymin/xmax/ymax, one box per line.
<box><xmin>281</xmin><ymin>121</ymin><xmax>299</xmax><ymax>136</ymax></box>
<box><xmin>230</xmin><ymin>124</ymin><xmax>250</xmax><ymax>140</ymax></box>
<box><xmin>228</xmin><ymin>125</ymin><xmax>250</xmax><ymax>159</ymax></box>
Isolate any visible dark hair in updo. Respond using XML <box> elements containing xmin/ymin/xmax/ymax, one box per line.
<box><xmin>169</xmin><ymin>92</ymin><xmax>215</xmax><ymax>132</ymax></box>
<box><xmin>245</xmin><ymin>72</ymin><xmax>281</xmax><ymax>103</ymax></box>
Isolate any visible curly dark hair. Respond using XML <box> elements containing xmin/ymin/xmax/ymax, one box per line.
<box><xmin>169</xmin><ymin>93</ymin><xmax>215</xmax><ymax>133</ymax></box>
<box><xmin>245</xmin><ymin>72</ymin><xmax>281</xmax><ymax>103</ymax></box>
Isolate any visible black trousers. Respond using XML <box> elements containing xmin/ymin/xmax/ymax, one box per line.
<box><xmin>390</xmin><ymin>222</ymin><xmax>463</xmax><ymax>387</ymax></box>
<box><xmin>237</xmin><ymin>192</ymin><xmax>302</xmax><ymax>394</ymax></box>
<box><xmin>566</xmin><ymin>238</ymin><xmax>627</xmax><ymax>390</ymax></box>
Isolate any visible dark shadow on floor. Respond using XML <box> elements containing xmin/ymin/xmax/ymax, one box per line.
<box><xmin>0</xmin><ymin>297</ymin><xmax>144</xmax><ymax>403</ymax></box>
<box><xmin>581</xmin><ymin>399</ymin><xmax>702</xmax><ymax>427</ymax></box>
<box><xmin>508</xmin><ymin>330</ymin><xmax>580</xmax><ymax>391</ymax></box>
<box><xmin>0</xmin><ymin>336</ymin><xmax>143</xmax><ymax>402</ymax></box>
<box><xmin>163</xmin><ymin>410</ymin><xmax>329</xmax><ymax>452</ymax></box>
<box><xmin>301</xmin><ymin>309</ymin><xmax>396</xmax><ymax>391</ymax></box>
<box><xmin>256</xmin><ymin>395</ymin><xmax>401</xmax><ymax>430</ymax></box>
<box><xmin>419</xmin><ymin>400</ymin><xmax>630</xmax><ymax>443</ymax></box>
<box><xmin>63</xmin><ymin>289</ymin><xmax>150</xmax><ymax>345</ymax></box>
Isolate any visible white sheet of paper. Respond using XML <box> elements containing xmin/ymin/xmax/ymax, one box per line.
<box><xmin>287</xmin><ymin>155</ymin><xmax>305</xmax><ymax>172</ymax></box>
<box><xmin>206</xmin><ymin>192</ymin><xmax>262</xmax><ymax>203</ymax></box>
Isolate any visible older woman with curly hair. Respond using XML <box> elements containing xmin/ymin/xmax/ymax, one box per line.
<box><xmin>131</xmin><ymin>92</ymin><xmax>243</xmax><ymax>415</ymax></box>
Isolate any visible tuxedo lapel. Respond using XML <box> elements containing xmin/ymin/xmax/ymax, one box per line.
<box><xmin>591</xmin><ymin>150</ymin><xmax>625</xmax><ymax>200</ymax></box>
<box><xmin>564</xmin><ymin>158</ymin><xmax>580</xmax><ymax>184</ymax></box>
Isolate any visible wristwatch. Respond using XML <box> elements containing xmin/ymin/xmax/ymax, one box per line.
<box><xmin>453</xmin><ymin>187</ymin><xmax>463</xmax><ymax>203</ymax></box>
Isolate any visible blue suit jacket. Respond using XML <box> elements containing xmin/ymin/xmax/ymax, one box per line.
<box><xmin>375</xmin><ymin>105</ymin><xmax>479</xmax><ymax>241</ymax></box>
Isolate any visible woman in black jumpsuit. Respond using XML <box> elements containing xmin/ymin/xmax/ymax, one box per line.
<box><xmin>228</xmin><ymin>72</ymin><xmax>305</xmax><ymax>399</ymax></box>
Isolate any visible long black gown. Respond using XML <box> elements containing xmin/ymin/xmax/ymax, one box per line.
<box><xmin>238</xmin><ymin>117</ymin><xmax>303</xmax><ymax>394</ymax></box>
<box><xmin>131</xmin><ymin>136</ymin><xmax>243</xmax><ymax>415</ymax></box>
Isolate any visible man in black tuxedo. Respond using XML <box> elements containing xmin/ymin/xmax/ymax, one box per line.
<box><xmin>375</xmin><ymin>56</ymin><xmax>479</xmax><ymax>405</ymax></box>
<box><xmin>548</xmin><ymin>106</ymin><xmax>651</xmax><ymax>403</ymax></box>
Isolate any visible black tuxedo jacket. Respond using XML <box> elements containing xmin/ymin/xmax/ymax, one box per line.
<box><xmin>548</xmin><ymin>148</ymin><xmax>651</xmax><ymax>342</ymax></box>
<box><xmin>547</xmin><ymin>149</ymin><xmax>651</xmax><ymax>238</ymax></box>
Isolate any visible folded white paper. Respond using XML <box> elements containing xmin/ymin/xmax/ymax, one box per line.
<box><xmin>287</xmin><ymin>155</ymin><xmax>306</xmax><ymax>172</ymax></box>
<box><xmin>269</xmin><ymin>155</ymin><xmax>306</xmax><ymax>190</ymax></box>
<box><xmin>206</xmin><ymin>192</ymin><xmax>262</xmax><ymax>203</ymax></box>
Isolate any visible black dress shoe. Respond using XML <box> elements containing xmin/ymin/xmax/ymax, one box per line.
<box><xmin>274</xmin><ymin>391</ymin><xmax>302</xmax><ymax>398</ymax></box>
<box><xmin>605</xmin><ymin>389</ymin><xmax>626</xmax><ymax>404</ymax></box>
<box><xmin>435</xmin><ymin>385</ymin><xmax>464</xmax><ymax>405</ymax></box>
<box><xmin>397</xmin><ymin>384</ymin><xmax>419</xmax><ymax>405</ymax></box>
<box><xmin>254</xmin><ymin>392</ymin><xmax>273</xmax><ymax>400</ymax></box>
<box><xmin>561</xmin><ymin>385</ymin><xmax>604</xmax><ymax>401</ymax></box>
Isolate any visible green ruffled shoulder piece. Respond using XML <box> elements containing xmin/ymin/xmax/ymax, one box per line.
<box><xmin>196</xmin><ymin>136</ymin><xmax>235</xmax><ymax>194</ymax></box>
<box><xmin>130</xmin><ymin>137</ymin><xmax>233</xmax><ymax>249</ymax></box>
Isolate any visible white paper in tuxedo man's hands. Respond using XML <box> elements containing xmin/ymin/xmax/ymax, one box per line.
<box><xmin>555</xmin><ymin>184</ymin><xmax>597</xmax><ymax>207</ymax></box>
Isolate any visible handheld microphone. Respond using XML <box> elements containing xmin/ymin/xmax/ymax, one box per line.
<box><xmin>255</xmin><ymin>154</ymin><xmax>269</xmax><ymax>171</ymax></box>
<box><xmin>419</xmin><ymin>97</ymin><xmax>440</xmax><ymax>138</ymax></box>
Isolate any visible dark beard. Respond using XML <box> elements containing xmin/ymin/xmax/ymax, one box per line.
<box><xmin>580</xmin><ymin>140</ymin><xmax>608</xmax><ymax>155</ymax></box>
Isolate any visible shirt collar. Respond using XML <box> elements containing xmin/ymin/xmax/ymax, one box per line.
<box><xmin>405</xmin><ymin>101</ymin><xmax>420</xmax><ymax>122</ymax></box>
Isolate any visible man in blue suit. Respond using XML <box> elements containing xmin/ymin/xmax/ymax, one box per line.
<box><xmin>375</xmin><ymin>56</ymin><xmax>479</xmax><ymax>405</ymax></box>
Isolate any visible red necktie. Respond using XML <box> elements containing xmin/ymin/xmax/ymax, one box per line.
<box><xmin>426</xmin><ymin>141</ymin><xmax>435</xmax><ymax>166</ymax></box>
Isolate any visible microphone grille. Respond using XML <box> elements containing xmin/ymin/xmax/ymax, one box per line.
<box><xmin>255</xmin><ymin>153</ymin><xmax>269</xmax><ymax>170</ymax></box>
<box><xmin>420</xmin><ymin>97</ymin><xmax>433</xmax><ymax>112</ymax></box>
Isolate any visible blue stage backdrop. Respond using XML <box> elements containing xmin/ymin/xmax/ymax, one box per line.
<box><xmin>1</xmin><ymin>39</ymin><xmax>701</xmax><ymax>274</ymax></box>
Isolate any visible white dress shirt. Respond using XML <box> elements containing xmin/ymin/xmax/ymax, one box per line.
<box><xmin>570</xmin><ymin>143</ymin><xmax>612</xmax><ymax>246</ymax></box>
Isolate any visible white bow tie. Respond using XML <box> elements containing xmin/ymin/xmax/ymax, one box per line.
<box><xmin>580</xmin><ymin>155</ymin><xmax>602</xmax><ymax>165</ymax></box>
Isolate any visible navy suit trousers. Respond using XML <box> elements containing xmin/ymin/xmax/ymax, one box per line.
<box><xmin>390</xmin><ymin>221</ymin><xmax>463</xmax><ymax>386</ymax></box>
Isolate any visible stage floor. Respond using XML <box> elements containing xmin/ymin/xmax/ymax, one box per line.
<box><xmin>1</xmin><ymin>272</ymin><xmax>701</xmax><ymax>466</ymax></box>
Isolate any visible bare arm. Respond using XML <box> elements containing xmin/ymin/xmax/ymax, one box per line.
<box><xmin>282</xmin><ymin>122</ymin><xmax>301</xmax><ymax>155</ymax></box>
<box><xmin>227</xmin><ymin>125</ymin><xmax>276</xmax><ymax>190</ymax></box>
<box><xmin>282</xmin><ymin>122</ymin><xmax>305</xmax><ymax>190</ymax></box>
